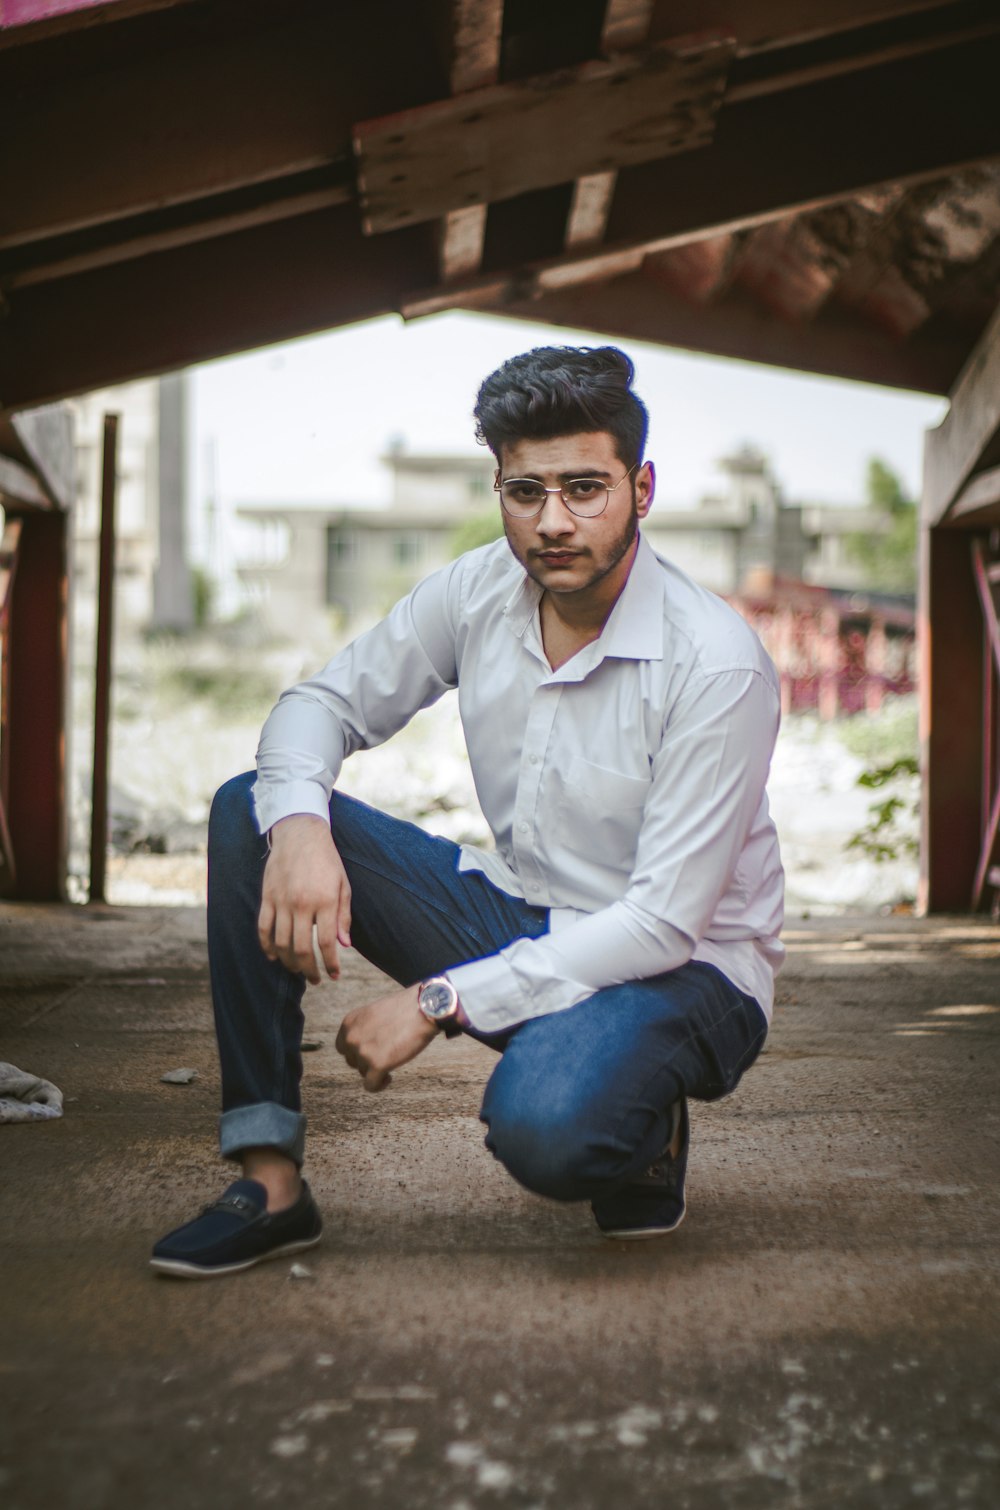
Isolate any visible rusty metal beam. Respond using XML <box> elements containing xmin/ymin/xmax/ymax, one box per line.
<box><xmin>646</xmin><ymin>0</ymin><xmax>977</xmax><ymax>56</ymax></box>
<box><xmin>89</xmin><ymin>413</ymin><xmax>118</xmax><ymax>906</ymax></box>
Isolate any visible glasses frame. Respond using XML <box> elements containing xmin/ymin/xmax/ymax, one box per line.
<box><xmin>494</xmin><ymin>463</ymin><xmax>638</xmax><ymax>519</ymax></box>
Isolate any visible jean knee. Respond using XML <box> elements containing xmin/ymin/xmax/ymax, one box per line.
<box><xmin>483</xmin><ymin>1103</ymin><xmax>600</xmax><ymax>1202</ymax></box>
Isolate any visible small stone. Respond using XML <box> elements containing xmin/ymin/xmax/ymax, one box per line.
<box><xmin>160</xmin><ymin>1068</ymin><xmax>198</xmax><ymax>1085</ymax></box>
<box><xmin>270</xmin><ymin>1434</ymin><xmax>308</xmax><ymax>1458</ymax></box>
<box><xmin>301</xmin><ymin>1039</ymin><xmax>323</xmax><ymax>1052</ymax></box>
<box><xmin>288</xmin><ymin>1262</ymin><xmax>314</xmax><ymax>1280</ymax></box>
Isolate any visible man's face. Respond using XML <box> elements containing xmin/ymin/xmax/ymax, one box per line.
<box><xmin>497</xmin><ymin>431</ymin><xmax>654</xmax><ymax>599</ymax></box>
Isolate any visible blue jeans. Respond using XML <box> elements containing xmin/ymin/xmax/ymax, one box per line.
<box><xmin>208</xmin><ymin>773</ymin><xmax>768</xmax><ymax>1201</ymax></box>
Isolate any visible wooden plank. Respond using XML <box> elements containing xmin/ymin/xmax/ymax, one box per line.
<box><xmin>947</xmin><ymin>464</ymin><xmax>1000</xmax><ymax>527</ymax></box>
<box><xmin>0</xmin><ymin>508</ymin><xmax>68</xmax><ymax>900</ymax></box>
<box><xmin>449</xmin><ymin>0</ymin><xmax>504</xmax><ymax>92</ymax></box>
<box><xmin>918</xmin><ymin>524</ymin><xmax>984</xmax><ymax>912</ymax></box>
<box><xmin>2</xmin><ymin>180</ymin><xmax>353</xmax><ymax>292</ymax></box>
<box><xmin>0</xmin><ymin>5</ymin><xmax>445</xmax><ymax>248</ymax></box>
<box><xmin>565</xmin><ymin>174</ymin><xmax>619</xmax><ymax>250</ymax></box>
<box><xmin>440</xmin><ymin>204</ymin><xmax>489</xmax><ymax>281</ymax></box>
<box><xmin>924</xmin><ymin>297</ymin><xmax>1000</xmax><ymax>525</ymax></box>
<box><xmin>464</xmin><ymin>267</ymin><xmax>966</xmax><ymax>392</ymax></box>
<box><xmin>563</xmin><ymin>0</ymin><xmax>656</xmax><ymax>251</ymax></box>
<box><xmin>647</xmin><ymin>1</ymin><xmax>962</xmax><ymax>56</ymax></box>
<box><xmin>354</xmin><ymin>34</ymin><xmax>735</xmax><ymax>234</ymax></box>
<box><xmin>438</xmin><ymin>0</ymin><xmax>503</xmax><ymax>283</ymax></box>
<box><xmin>603</xmin><ymin>0</ymin><xmax>656</xmax><ymax>53</ymax></box>
<box><xmin>0</xmin><ymin>204</ymin><xmax>438</xmax><ymax>411</ymax></box>
<box><xmin>0</xmin><ymin>454</ymin><xmax>50</xmax><ymax>509</ymax></box>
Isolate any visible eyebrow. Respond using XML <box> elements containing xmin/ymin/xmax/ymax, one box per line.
<box><xmin>506</xmin><ymin>467</ymin><xmax>616</xmax><ymax>481</ymax></box>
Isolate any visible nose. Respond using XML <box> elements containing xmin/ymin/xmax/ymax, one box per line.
<box><xmin>535</xmin><ymin>489</ymin><xmax>575</xmax><ymax>537</ymax></box>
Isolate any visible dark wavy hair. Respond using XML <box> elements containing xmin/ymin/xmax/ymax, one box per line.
<box><xmin>473</xmin><ymin>345</ymin><xmax>649</xmax><ymax>469</ymax></box>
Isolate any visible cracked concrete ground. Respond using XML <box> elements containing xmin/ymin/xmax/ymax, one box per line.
<box><xmin>1</xmin><ymin>902</ymin><xmax>998</xmax><ymax>1509</ymax></box>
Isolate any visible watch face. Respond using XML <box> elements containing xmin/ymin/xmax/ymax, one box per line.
<box><xmin>420</xmin><ymin>979</ymin><xmax>457</xmax><ymax>1019</ymax></box>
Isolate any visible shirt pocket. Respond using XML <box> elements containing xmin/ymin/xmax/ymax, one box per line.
<box><xmin>554</xmin><ymin>755</ymin><xmax>651</xmax><ymax>870</ymax></box>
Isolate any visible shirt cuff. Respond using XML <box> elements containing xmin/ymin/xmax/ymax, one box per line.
<box><xmin>444</xmin><ymin>953</ymin><xmax>533</xmax><ymax>1035</ymax></box>
<box><xmin>251</xmin><ymin>778</ymin><xmax>332</xmax><ymax>836</ymax></box>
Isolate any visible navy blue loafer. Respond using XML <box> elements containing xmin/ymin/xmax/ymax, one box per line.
<box><xmin>591</xmin><ymin>1099</ymin><xmax>689</xmax><ymax>1240</ymax></box>
<box><xmin>150</xmin><ymin>1178</ymin><xmax>322</xmax><ymax>1278</ymax></box>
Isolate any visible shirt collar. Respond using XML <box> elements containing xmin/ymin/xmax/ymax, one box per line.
<box><xmin>502</xmin><ymin>533</ymin><xmax>665</xmax><ymax>670</ymax></box>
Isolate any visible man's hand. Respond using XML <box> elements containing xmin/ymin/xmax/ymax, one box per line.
<box><xmin>258</xmin><ymin>814</ymin><xmax>352</xmax><ymax>984</ymax></box>
<box><xmin>335</xmin><ymin>986</ymin><xmax>439</xmax><ymax>1092</ymax></box>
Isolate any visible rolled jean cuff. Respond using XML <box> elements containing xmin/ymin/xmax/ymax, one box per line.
<box><xmin>219</xmin><ymin>1103</ymin><xmax>306</xmax><ymax>1167</ymax></box>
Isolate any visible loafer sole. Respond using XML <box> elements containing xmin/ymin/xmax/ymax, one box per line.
<box><xmin>597</xmin><ymin>1205</ymin><xmax>686</xmax><ymax>1240</ymax></box>
<box><xmin>150</xmin><ymin>1231</ymin><xmax>321</xmax><ymax>1279</ymax></box>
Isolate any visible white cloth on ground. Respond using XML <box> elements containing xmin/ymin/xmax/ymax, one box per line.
<box><xmin>0</xmin><ymin>1061</ymin><xmax>65</xmax><ymax>1123</ymax></box>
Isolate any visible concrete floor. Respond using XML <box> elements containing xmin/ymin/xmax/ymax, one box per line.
<box><xmin>1</xmin><ymin>902</ymin><xmax>998</xmax><ymax>1509</ymax></box>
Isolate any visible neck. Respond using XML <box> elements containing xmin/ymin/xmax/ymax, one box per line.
<box><xmin>542</xmin><ymin>533</ymin><xmax>640</xmax><ymax>636</ymax></box>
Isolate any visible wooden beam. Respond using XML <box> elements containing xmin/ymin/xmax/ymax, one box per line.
<box><xmin>0</xmin><ymin>3</ymin><xmax>446</xmax><ymax>249</ymax></box>
<box><xmin>0</xmin><ymin>507</ymin><xmax>68</xmax><ymax>900</ymax></box>
<box><xmin>468</xmin><ymin>266</ymin><xmax>969</xmax><ymax>393</ymax></box>
<box><xmin>0</xmin><ymin>454</ymin><xmax>50</xmax><ymax>509</ymax></box>
<box><xmin>924</xmin><ymin>297</ymin><xmax>1000</xmax><ymax>525</ymax></box>
<box><xmin>918</xmin><ymin>525</ymin><xmax>984</xmax><ymax>912</ymax></box>
<box><xmin>564</xmin><ymin>0</ymin><xmax>658</xmax><ymax>250</ymax></box>
<box><xmin>0</xmin><ymin>204</ymin><xmax>438</xmax><ymax>411</ymax></box>
<box><xmin>354</xmin><ymin>34</ymin><xmax>735</xmax><ymax>234</ymax></box>
<box><xmin>438</xmin><ymin>0</ymin><xmax>503</xmax><ymax>283</ymax></box>
<box><xmin>1</xmin><ymin>178</ymin><xmax>353</xmax><ymax>292</ymax></box>
<box><xmin>646</xmin><ymin>1</ymin><xmax>970</xmax><ymax>56</ymax></box>
<box><xmin>947</xmin><ymin>463</ymin><xmax>1000</xmax><ymax>528</ymax></box>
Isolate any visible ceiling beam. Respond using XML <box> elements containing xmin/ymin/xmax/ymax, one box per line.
<box><xmin>0</xmin><ymin>3</ymin><xmax>446</xmax><ymax>251</ymax></box>
<box><xmin>438</xmin><ymin>0</ymin><xmax>504</xmax><ymax>283</ymax></box>
<box><xmin>354</xmin><ymin>33</ymin><xmax>734</xmax><ymax>234</ymax></box>
<box><xmin>482</xmin><ymin>268</ymin><xmax>969</xmax><ymax>393</ymax></box>
<box><xmin>0</xmin><ymin>205</ymin><xmax>437</xmax><ymax>412</ymax></box>
<box><xmin>924</xmin><ymin>296</ymin><xmax>1000</xmax><ymax>524</ymax></box>
<box><xmin>402</xmin><ymin>35</ymin><xmax>1000</xmax><ymax>317</ymax></box>
<box><xmin>564</xmin><ymin>0</ymin><xmax>656</xmax><ymax>252</ymax></box>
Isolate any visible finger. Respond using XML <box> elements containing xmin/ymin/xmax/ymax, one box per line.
<box><xmin>257</xmin><ymin>898</ymin><xmax>276</xmax><ymax>959</ymax></box>
<box><xmin>337</xmin><ymin>879</ymin><xmax>353</xmax><ymax>950</ymax></box>
<box><xmin>364</xmin><ymin>1066</ymin><xmax>391</xmax><ymax>1092</ymax></box>
<box><xmin>292</xmin><ymin>913</ymin><xmax>321</xmax><ymax>984</ymax></box>
<box><xmin>315</xmin><ymin>910</ymin><xmax>341</xmax><ymax>981</ymax></box>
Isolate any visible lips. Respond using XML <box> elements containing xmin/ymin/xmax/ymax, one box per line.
<box><xmin>536</xmin><ymin>550</ymin><xmax>579</xmax><ymax>566</ymax></box>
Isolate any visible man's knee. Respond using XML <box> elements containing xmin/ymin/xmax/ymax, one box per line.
<box><xmin>482</xmin><ymin>1098</ymin><xmax>612</xmax><ymax>1202</ymax></box>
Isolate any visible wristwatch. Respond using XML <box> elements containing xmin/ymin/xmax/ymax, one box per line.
<box><xmin>417</xmin><ymin>976</ymin><xmax>462</xmax><ymax>1037</ymax></box>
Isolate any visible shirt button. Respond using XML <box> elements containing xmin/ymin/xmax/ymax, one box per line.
<box><xmin>518</xmin><ymin>821</ymin><xmax>529</xmax><ymax>833</ymax></box>
<box><xmin>529</xmin><ymin>755</ymin><xmax>539</xmax><ymax>765</ymax></box>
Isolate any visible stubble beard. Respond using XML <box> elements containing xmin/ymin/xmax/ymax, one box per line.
<box><xmin>508</xmin><ymin>497</ymin><xmax>640</xmax><ymax>596</ymax></box>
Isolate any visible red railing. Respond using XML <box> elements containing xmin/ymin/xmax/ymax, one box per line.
<box><xmin>0</xmin><ymin>518</ymin><xmax>23</xmax><ymax>886</ymax></box>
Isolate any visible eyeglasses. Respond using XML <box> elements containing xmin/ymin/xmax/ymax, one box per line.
<box><xmin>495</xmin><ymin>464</ymin><xmax>638</xmax><ymax>519</ymax></box>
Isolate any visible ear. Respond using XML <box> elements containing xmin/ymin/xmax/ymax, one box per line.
<box><xmin>635</xmin><ymin>460</ymin><xmax>655</xmax><ymax>519</ymax></box>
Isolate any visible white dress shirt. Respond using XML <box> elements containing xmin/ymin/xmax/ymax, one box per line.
<box><xmin>253</xmin><ymin>534</ymin><xmax>785</xmax><ymax>1034</ymax></box>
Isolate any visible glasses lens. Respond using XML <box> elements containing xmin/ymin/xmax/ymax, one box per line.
<box><xmin>563</xmin><ymin>479</ymin><xmax>609</xmax><ymax>515</ymax></box>
<box><xmin>500</xmin><ymin>480</ymin><xmax>547</xmax><ymax>514</ymax></box>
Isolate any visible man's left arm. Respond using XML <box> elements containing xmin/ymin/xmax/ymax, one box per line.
<box><xmin>446</xmin><ymin>665</ymin><xmax>779</xmax><ymax>1035</ymax></box>
<box><xmin>336</xmin><ymin>666</ymin><xmax>777</xmax><ymax>1082</ymax></box>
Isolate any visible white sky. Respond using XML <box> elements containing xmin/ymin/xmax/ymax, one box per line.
<box><xmin>191</xmin><ymin>309</ymin><xmax>947</xmax><ymax>513</ymax></box>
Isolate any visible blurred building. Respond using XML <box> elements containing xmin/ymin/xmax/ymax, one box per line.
<box><xmin>234</xmin><ymin>443</ymin><xmax>895</xmax><ymax>640</ymax></box>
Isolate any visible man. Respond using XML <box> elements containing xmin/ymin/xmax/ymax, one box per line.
<box><xmin>151</xmin><ymin>345</ymin><xmax>783</xmax><ymax>1278</ymax></box>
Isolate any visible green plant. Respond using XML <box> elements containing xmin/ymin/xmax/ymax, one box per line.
<box><xmin>846</xmin><ymin>755</ymin><xmax>919</xmax><ymax>863</ymax></box>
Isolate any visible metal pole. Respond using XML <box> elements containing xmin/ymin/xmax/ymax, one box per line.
<box><xmin>89</xmin><ymin>413</ymin><xmax>119</xmax><ymax>904</ymax></box>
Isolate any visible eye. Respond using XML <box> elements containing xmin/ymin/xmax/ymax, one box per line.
<box><xmin>565</xmin><ymin>478</ymin><xmax>605</xmax><ymax>501</ymax></box>
<box><xmin>505</xmin><ymin>480</ymin><xmax>545</xmax><ymax>504</ymax></box>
